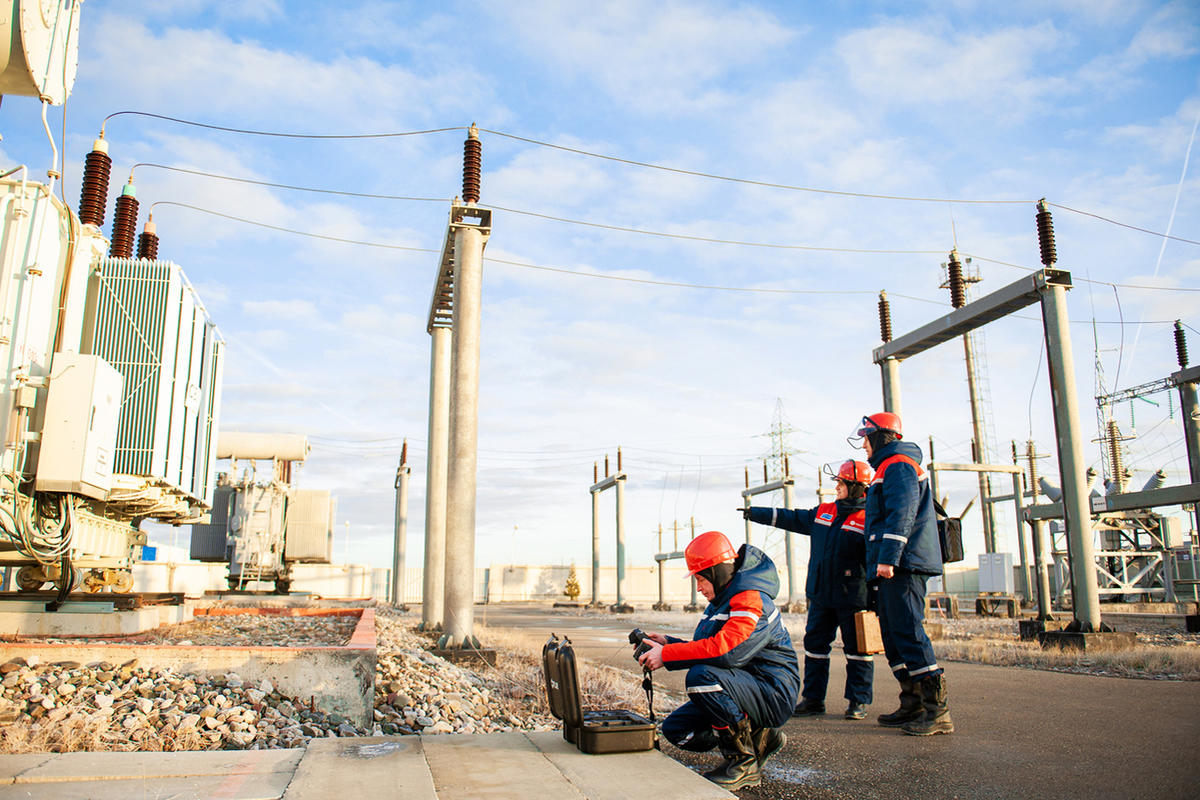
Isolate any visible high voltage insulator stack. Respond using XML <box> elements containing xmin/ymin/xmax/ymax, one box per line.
<box><xmin>878</xmin><ymin>290</ymin><xmax>893</xmax><ymax>342</ymax></box>
<box><xmin>1175</xmin><ymin>320</ymin><xmax>1188</xmax><ymax>368</ymax></box>
<box><xmin>462</xmin><ymin>123</ymin><xmax>481</xmax><ymax>204</ymax></box>
<box><xmin>110</xmin><ymin>181</ymin><xmax>139</xmax><ymax>258</ymax></box>
<box><xmin>947</xmin><ymin>250</ymin><xmax>966</xmax><ymax>308</ymax></box>
<box><xmin>136</xmin><ymin>217</ymin><xmax>159</xmax><ymax>260</ymax></box>
<box><xmin>1036</xmin><ymin>198</ymin><xmax>1056</xmax><ymax>266</ymax></box>
<box><xmin>78</xmin><ymin>137</ymin><xmax>111</xmax><ymax>227</ymax></box>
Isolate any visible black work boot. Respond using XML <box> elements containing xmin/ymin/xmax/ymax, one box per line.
<box><xmin>793</xmin><ymin>697</ymin><xmax>826</xmax><ymax>716</ymax></box>
<box><xmin>877</xmin><ymin>679</ymin><xmax>922</xmax><ymax>727</ymax></box>
<box><xmin>750</xmin><ymin>725</ymin><xmax>786</xmax><ymax>767</ymax></box>
<box><xmin>844</xmin><ymin>701</ymin><xmax>867</xmax><ymax>720</ymax></box>
<box><xmin>903</xmin><ymin>674</ymin><xmax>954</xmax><ymax>736</ymax></box>
<box><xmin>703</xmin><ymin>717</ymin><xmax>762</xmax><ymax>790</ymax></box>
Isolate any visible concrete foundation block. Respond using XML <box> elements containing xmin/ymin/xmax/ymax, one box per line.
<box><xmin>430</xmin><ymin>647</ymin><xmax>496</xmax><ymax>667</ymax></box>
<box><xmin>1037</xmin><ymin>630</ymin><xmax>1138</xmax><ymax>651</ymax></box>
<box><xmin>1186</xmin><ymin>614</ymin><xmax>1200</xmax><ymax>633</ymax></box>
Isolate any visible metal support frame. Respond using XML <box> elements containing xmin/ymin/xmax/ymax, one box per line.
<box><xmin>590</xmin><ymin>469</ymin><xmax>629</xmax><ymax>610</ymax></box>
<box><xmin>742</xmin><ymin>475</ymin><xmax>799</xmax><ymax>610</ymax></box>
<box><xmin>928</xmin><ymin>460</ymin><xmax>1033</xmax><ymax>603</ymax></box>
<box><xmin>873</xmin><ymin>267</ymin><xmax>1106</xmax><ymax>630</ymax></box>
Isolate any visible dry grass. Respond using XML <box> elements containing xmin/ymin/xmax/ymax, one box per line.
<box><xmin>934</xmin><ymin>638</ymin><xmax>1200</xmax><ymax>680</ymax></box>
<box><xmin>474</xmin><ymin>623</ymin><xmax>678</xmax><ymax>718</ymax></box>
<box><xmin>0</xmin><ymin>713</ymin><xmax>215</xmax><ymax>754</ymax></box>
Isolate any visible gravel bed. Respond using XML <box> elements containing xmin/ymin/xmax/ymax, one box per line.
<box><xmin>0</xmin><ymin>607</ymin><xmax>553</xmax><ymax>752</ymax></box>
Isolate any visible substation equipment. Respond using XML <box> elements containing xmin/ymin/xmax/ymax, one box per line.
<box><xmin>392</xmin><ymin>440</ymin><xmax>411</xmax><ymax>608</ymax></box>
<box><xmin>188</xmin><ymin>433</ymin><xmax>333</xmax><ymax>593</ymax></box>
<box><xmin>873</xmin><ymin>202</ymin><xmax>1200</xmax><ymax>634</ymax></box>
<box><xmin>420</xmin><ymin>124</ymin><xmax>494</xmax><ymax>657</ymax></box>
<box><xmin>589</xmin><ymin>450</ymin><xmax>632</xmax><ymax>612</ymax></box>
<box><xmin>653</xmin><ymin>517</ymin><xmax>704</xmax><ymax>613</ymax></box>
<box><xmin>741</xmin><ymin>458</ymin><xmax>803</xmax><ymax>612</ymax></box>
<box><xmin>0</xmin><ymin>1</ymin><xmax>225</xmax><ymax>606</ymax></box>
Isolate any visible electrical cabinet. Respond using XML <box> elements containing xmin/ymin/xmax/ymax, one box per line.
<box><xmin>189</xmin><ymin>484</ymin><xmax>233</xmax><ymax>562</ymax></box>
<box><xmin>978</xmin><ymin>552</ymin><xmax>1014</xmax><ymax>594</ymax></box>
<box><xmin>34</xmin><ymin>353</ymin><xmax>123</xmax><ymax>500</ymax></box>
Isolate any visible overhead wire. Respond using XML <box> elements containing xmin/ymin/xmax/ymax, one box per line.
<box><xmin>101</xmin><ymin>111</ymin><xmax>1196</xmax><ymax>245</ymax></box>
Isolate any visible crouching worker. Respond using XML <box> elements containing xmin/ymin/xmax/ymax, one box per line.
<box><xmin>636</xmin><ymin>531</ymin><xmax>800</xmax><ymax>791</ymax></box>
<box><xmin>741</xmin><ymin>460</ymin><xmax>875</xmax><ymax>720</ymax></box>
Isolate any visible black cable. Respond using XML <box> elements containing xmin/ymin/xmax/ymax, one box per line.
<box><xmin>1048</xmin><ymin>202</ymin><xmax>1200</xmax><ymax>247</ymax></box>
<box><xmin>134</xmin><ymin>163</ymin><xmax>449</xmax><ymax>203</ymax></box>
<box><xmin>103</xmin><ymin>111</ymin><xmax>462</xmax><ymax>140</ymax></box>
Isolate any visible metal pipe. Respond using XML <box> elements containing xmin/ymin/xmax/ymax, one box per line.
<box><xmin>421</xmin><ymin>325</ymin><xmax>451</xmax><ymax>629</ymax></box>
<box><xmin>615</xmin><ymin>475</ymin><xmax>627</xmax><ymax>608</ymax></box>
<box><xmin>1040</xmin><ymin>283</ymin><xmax>1101</xmax><ymax>630</ymax></box>
<box><xmin>881</xmin><ymin>357</ymin><xmax>902</xmax><ymax>416</ymax></box>
<box><xmin>442</xmin><ymin>225</ymin><xmax>484</xmax><ymax>647</ymax></box>
<box><xmin>782</xmin><ymin>478</ymin><xmax>797</xmax><ymax>608</ymax></box>
<box><xmin>591</xmin><ymin>488</ymin><xmax>601</xmax><ymax>605</ymax></box>
<box><xmin>963</xmin><ymin>332</ymin><xmax>996</xmax><ymax>552</ymax></box>
<box><xmin>1025</xmin><ymin>441</ymin><xmax>1054</xmax><ymax>620</ymax></box>
<box><xmin>1011</xmin><ymin>469</ymin><xmax>1032</xmax><ymax>603</ymax></box>
<box><xmin>656</xmin><ymin>524</ymin><xmax>665</xmax><ymax>607</ymax></box>
<box><xmin>392</xmin><ymin>457</ymin><xmax>410</xmax><ymax>606</ymax></box>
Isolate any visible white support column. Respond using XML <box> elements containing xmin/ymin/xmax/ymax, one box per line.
<box><xmin>421</xmin><ymin>326</ymin><xmax>451</xmax><ymax>630</ymax></box>
<box><xmin>590</xmin><ymin>489</ymin><xmax>601</xmax><ymax>606</ymax></box>
<box><xmin>391</xmin><ymin>457</ymin><xmax>410</xmax><ymax>607</ymax></box>
<box><xmin>442</xmin><ymin>225</ymin><xmax>484</xmax><ymax>648</ymax></box>
<box><xmin>615</xmin><ymin>475</ymin><xmax>627</xmax><ymax>608</ymax></box>
<box><xmin>782</xmin><ymin>478</ymin><xmax>797</xmax><ymax>608</ymax></box>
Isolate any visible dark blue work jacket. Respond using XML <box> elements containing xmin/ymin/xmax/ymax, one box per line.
<box><xmin>746</xmin><ymin>499</ymin><xmax>868</xmax><ymax>609</ymax></box>
<box><xmin>865</xmin><ymin>440</ymin><xmax>943</xmax><ymax>576</ymax></box>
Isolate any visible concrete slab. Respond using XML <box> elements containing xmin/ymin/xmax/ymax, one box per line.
<box><xmin>0</xmin><ymin>772</ymin><xmax>293</xmax><ymax>800</ymax></box>
<box><xmin>282</xmin><ymin>736</ymin><xmax>436</xmax><ymax>800</ymax></box>
<box><xmin>421</xmin><ymin>731</ymin><xmax>585</xmax><ymax>799</ymax></box>
<box><xmin>0</xmin><ymin>754</ymin><xmax>53</xmax><ymax>783</ymax></box>
<box><xmin>12</xmin><ymin>748</ymin><xmax>302</xmax><ymax>782</ymax></box>
<box><xmin>526</xmin><ymin>730</ymin><xmax>735</xmax><ymax>800</ymax></box>
<box><xmin>0</xmin><ymin>604</ymin><xmax>191</xmax><ymax>636</ymax></box>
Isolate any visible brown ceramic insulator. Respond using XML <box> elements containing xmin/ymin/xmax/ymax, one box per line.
<box><xmin>78</xmin><ymin>149</ymin><xmax>112</xmax><ymax>227</ymax></box>
<box><xmin>1106</xmin><ymin>419</ymin><xmax>1124</xmax><ymax>484</ymax></box>
<box><xmin>1036</xmin><ymin>199</ymin><xmax>1056</xmax><ymax>266</ymax></box>
<box><xmin>110</xmin><ymin>195</ymin><xmax>139</xmax><ymax>258</ymax></box>
<box><xmin>947</xmin><ymin>251</ymin><xmax>966</xmax><ymax>308</ymax></box>
<box><xmin>136</xmin><ymin>231</ymin><xmax>159</xmax><ymax>260</ymax></box>
<box><xmin>462</xmin><ymin>127</ymin><xmax>482</xmax><ymax>204</ymax></box>
<box><xmin>1175</xmin><ymin>320</ymin><xmax>1188</xmax><ymax>368</ymax></box>
<box><xmin>878</xmin><ymin>291</ymin><xmax>893</xmax><ymax>342</ymax></box>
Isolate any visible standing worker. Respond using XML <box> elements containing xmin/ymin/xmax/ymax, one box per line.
<box><xmin>636</xmin><ymin>530</ymin><xmax>800</xmax><ymax>791</ymax></box>
<box><xmin>850</xmin><ymin>412</ymin><xmax>953</xmax><ymax>736</ymax></box>
<box><xmin>741</xmin><ymin>460</ymin><xmax>875</xmax><ymax>719</ymax></box>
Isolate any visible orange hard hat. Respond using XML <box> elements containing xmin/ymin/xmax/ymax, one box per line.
<box><xmin>824</xmin><ymin>460</ymin><xmax>872</xmax><ymax>484</ymax></box>
<box><xmin>685</xmin><ymin>531</ymin><xmax>738</xmax><ymax>576</ymax></box>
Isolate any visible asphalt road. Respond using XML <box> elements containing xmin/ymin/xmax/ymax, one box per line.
<box><xmin>475</xmin><ymin>603</ymin><xmax>1200</xmax><ymax>800</ymax></box>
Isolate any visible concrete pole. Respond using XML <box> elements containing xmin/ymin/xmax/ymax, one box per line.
<box><xmin>964</xmin><ymin>335</ymin><xmax>997</xmax><ymax>552</ymax></box>
<box><xmin>421</xmin><ymin>325</ymin><xmax>451</xmax><ymax>629</ymax></box>
<box><xmin>391</xmin><ymin>458</ymin><xmax>410</xmax><ymax>607</ymax></box>
<box><xmin>590</xmin><ymin>488</ymin><xmax>601</xmax><ymax>606</ymax></box>
<box><xmin>1178</xmin><ymin>379</ymin><xmax>1200</xmax><ymax>537</ymax></box>
<box><xmin>689</xmin><ymin>517</ymin><xmax>699</xmax><ymax>609</ymax></box>
<box><xmin>656</xmin><ymin>524</ymin><xmax>665</xmax><ymax>607</ymax></box>
<box><xmin>442</xmin><ymin>225</ymin><xmax>484</xmax><ymax>648</ymax></box>
<box><xmin>1025</xmin><ymin>441</ymin><xmax>1054</xmax><ymax>620</ymax></box>
<box><xmin>928</xmin><ymin>437</ymin><xmax>940</xmax><ymax>507</ymax></box>
<box><xmin>615</xmin><ymin>475</ymin><xmax>627</xmax><ymax>608</ymax></box>
<box><xmin>881</xmin><ymin>357</ymin><xmax>902</xmax><ymax>417</ymax></box>
<box><xmin>782</xmin><ymin>479</ymin><xmax>797</xmax><ymax>608</ymax></box>
<box><xmin>1040</xmin><ymin>284</ymin><xmax>1101</xmax><ymax>630</ymax></box>
<box><xmin>1010</xmin><ymin>470</ymin><xmax>1032</xmax><ymax>603</ymax></box>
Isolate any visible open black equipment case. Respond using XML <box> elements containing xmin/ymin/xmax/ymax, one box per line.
<box><xmin>542</xmin><ymin>634</ymin><xmax>657</xmax><ymax>754</ymax></box>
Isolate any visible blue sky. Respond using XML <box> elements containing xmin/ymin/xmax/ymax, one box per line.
<box><xmin>2</xmin><ymin>1</ymin><xmax>1197</xmax><ymax>576</ymax></box>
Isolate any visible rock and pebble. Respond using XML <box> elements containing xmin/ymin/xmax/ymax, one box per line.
<box><xmin>0</xmin><ymin>606</ymin><xmax>554</xmax><ymax>753</ymax></box>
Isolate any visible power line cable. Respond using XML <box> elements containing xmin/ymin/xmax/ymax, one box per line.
<box><xmin>134</xmin><ymin>163</ymin><xmax>449</xmax><ymax>203</ymax></box>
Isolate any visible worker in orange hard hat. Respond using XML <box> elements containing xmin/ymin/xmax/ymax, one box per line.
<box><xmin>853</xmin><ymin>411</ymin><xmax>953</xmax><ymax>736</ymax></box>
<box><xmin>742</xmin><ymin>459</ymin><xmax>875</xmax><ymax>720</ymax></box>
<box><xmin>635</xmin><ymin>530</ymin><xmax>800</xmax><ymax>791</ymax></box>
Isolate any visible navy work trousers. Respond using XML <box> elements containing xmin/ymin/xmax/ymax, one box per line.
<box><xmin>661</xmin><ymin>664</ymin><xmax>786</xmax><ymax>752</ymax></box>
<box><xmin>801</xmin><ymin>603</ymin><xmax>874</xmax><ymax>704</ymax></box>
<box><xmin>876</xmin><ymin>570</ymin><xmax>941</xmax><ymax>682</ymax></box>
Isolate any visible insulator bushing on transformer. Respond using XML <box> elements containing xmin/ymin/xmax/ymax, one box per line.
<box><xmin>1106</xmin><ymin>419</ymin><xmax>1124</xmax><ymax>490</ymax></box>
<box><xmin>878</xmin><ymin>291</ymin><xmax>893</xmax><ymax>342</ymax></box>
<box><xmin>462</xmin><ymin>123</ymin><xmax>481</xmax><ymax>204</ymax></box>
<box><xmin>947</xmin><ymin>250</ymin><xmax>966</xmax><ymax>308</ymax></box>
<box><xmin>1036</xmin><ymin>198</ymin><xmax>1057</xmax><ymax>266</ymax></box>
<box><xmin>1175</xmin><ymin>320</ymin><xmax>1188</xmax><ymax>368</ymax></box>
<box><xmin>78</xmin><ymin>137</ymin><xmax>111</xmax><ymax>228</ymax></box>
<box><xmin>136</xmin><ymin>217</ymin><xmax>159</xmax><ymax>260</ymax></box>
<box><xmin>109</xmin><ymin>183</ymin><xmax>139</xmax><ymax>258</ymax></box>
